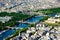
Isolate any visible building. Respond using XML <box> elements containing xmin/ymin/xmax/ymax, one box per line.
<box><xmin>27</xmin><ymin>27</ymin><xmax>36</xmax><ymax>33</ymax></box>
<box><xmin>0</xmin><ymin>16</ymin><xmax>12</xmax><ymax>23</ymax></box>
<box><xmin>45</xmin><ymin>17</ymin><xmax>60</xmax><ymax>23</ymax></box>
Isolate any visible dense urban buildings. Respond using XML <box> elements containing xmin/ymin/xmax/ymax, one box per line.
<box><xmin>0</xmin><ymin>0</ymin><xmax>60</xmax><ymax>40</ymax></box>
<box><xmin>0</xmin><ymin>0</ymin><xmax>60</xmax><ymax>12</ymax></box>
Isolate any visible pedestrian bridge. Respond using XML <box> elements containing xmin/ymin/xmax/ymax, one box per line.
<box><xmin>7</xmin><ymin>27</ymin><xmax>23</xmax><ymax>30</ymax></box>
<box><xmin>18</xmin><ymin>21</ymin><xmax>35</xmax><ymax>24</ymax></box>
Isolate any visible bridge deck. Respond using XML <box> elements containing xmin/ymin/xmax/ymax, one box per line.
<box><xmin>18</xmin><ymin>21</ymin><xmax>35</xmax><ymax>24</ymax></box>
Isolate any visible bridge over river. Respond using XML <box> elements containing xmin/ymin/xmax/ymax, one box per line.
<box><xmin>6</xmin><ymin>27</ymin><xmax>23</xmax><ymax>30</ymax></box>
<box><xmin>18</xmin><ymin>21</ymin><xmax>36</xmax><ymax>24</ymax></box>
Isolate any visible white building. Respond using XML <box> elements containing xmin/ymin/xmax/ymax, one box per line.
<box><xmin>45</xmin><ymin>17</ymin><xmax>60</xmax><ymax>23</ymax></box>
<box><xmin>27</xmin><ymin>27</ymin><xmax>36</xmax><ymax>33</ymax></box>
<box><xmin>0</xmin><ymin>16</ymin><xmax>12</xmax><ymax>23</ymax></box>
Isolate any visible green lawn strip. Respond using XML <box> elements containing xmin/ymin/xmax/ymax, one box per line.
<box><xmin>34</xmin><ymin>7</ymin><xmax>60</xmax><ymax>15</ymax></box>
<box><xmin>39</xmin><ymin>16</ymin><xmax>50</xmax><ymax>22</ymax></box>
<box><xmin>28</xmin><ymin>24</ymin><xmax>36</xmax><ymax>28</ymax></box>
